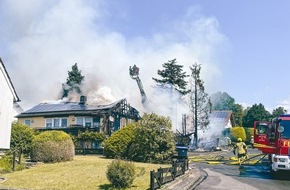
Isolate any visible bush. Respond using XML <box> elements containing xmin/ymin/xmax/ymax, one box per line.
<box><xmin>30</xmin><ymin>131</ymin><xmax>75</xmax><ymax>163</ymax></box>
<box><xmin>128</xmin><ymin>113</ymin><xmax>175</xmax><ymax>164</ymax></box>
<box><xmin>103</xmin><ymin>124</ymin><xmax>136</xmax><ymax>159</ymax></box>
<box><xmin>245</xmin><ymin>127</ymin><xmax>254</xmax><ymax>143</ymax></box>
<box><xmin>106</xmin><ymin>159</ymin><xmax>136</xmax><ymax>189</ymax></box>
<box><xmin>10</xmin><ymin>122</ymin><xmax>35</xmax><ymax>156</ymax></box>
<box><xmin>76</xmin><ymin>131</ymin><xmax>106</xmax><ymax>148</ymax></box>
<box><xmin>0</xmin><ymin>155</ymin><xmax>12</xmax><ymax>173</ymax></box>
<box><xmin>230</xmin><ymin>126</ymin><xmax>246</xmax><ymax>142</ymax></box>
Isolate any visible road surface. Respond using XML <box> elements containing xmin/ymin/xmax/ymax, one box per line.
<box><xmin>189</xmin><ymin>148</ymin><xmax>290</xmax><ymax>190</ymax></box>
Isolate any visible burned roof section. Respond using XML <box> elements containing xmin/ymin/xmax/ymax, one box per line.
<box><xmin>16</xmin><ymin>98</ymin><xmax>140</xmax><ymax>120</ymax></box>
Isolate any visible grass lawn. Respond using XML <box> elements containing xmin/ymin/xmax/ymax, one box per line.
<box><xmin>0</xmin><ymin>155</ymin><xmax>168</xmax><ymax>190</ymax></box>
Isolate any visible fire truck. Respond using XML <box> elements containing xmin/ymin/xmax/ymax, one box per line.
<box><xmin>254</xmin><ymin>114</ymin><xmax>290</xmax><ymax>173</ymax></box>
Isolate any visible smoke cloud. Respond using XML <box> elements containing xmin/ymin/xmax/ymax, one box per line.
<box><xmin>1</xmin><ymin>0</ymin><xmax>229</xmax><ymax>131</ymax></box>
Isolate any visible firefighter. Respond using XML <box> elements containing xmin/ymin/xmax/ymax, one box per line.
<box><xmin>234</xmin><ymin>138</ymin><xmax>248</xmax><ymax>165</ymax></box>
<box><xmin>250</xmin><ymin>135</ymin><xmax>254</xmax><ymax>149</ymax></box>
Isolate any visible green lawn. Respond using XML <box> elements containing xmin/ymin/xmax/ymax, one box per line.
<box><xmin>0</xmin><ymin>155</ymin><xmax>168</xmax><ymax>190</ymax></box>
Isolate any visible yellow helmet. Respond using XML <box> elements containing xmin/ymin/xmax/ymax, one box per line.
<box><xmin>237</xmin><ymin>138</ymin><xmax>242</xmax><ymax>142</ymax></box>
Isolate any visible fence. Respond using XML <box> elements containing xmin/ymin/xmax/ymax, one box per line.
<box><xmin>150</xmin><ymin>159</ymin><xmax>188</xmax><ymax>190</ymax></box>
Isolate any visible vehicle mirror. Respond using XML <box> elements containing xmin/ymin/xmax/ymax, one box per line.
<box><xmin>278</xmin><ymin>126</ymin><xmax>284</xmax><ymax>133</ymax></box>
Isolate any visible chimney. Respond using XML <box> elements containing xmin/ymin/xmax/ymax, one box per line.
<box><xmin>79</xmin><ymin>95</ymin><xmax>87</xmax><ymax>105</ymax></box>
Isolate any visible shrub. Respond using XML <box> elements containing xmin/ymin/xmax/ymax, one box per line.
<box><xmin>10</xmin><ymin>121</ymin><xmax>35</xmax><ymax>156</ymax></box>
<box><xmin>76</xmin><ymin>131</ymin><xmax>106</xmax><ymax>148</ymax></box>
<box><xmin>230</xmin><ymin>126</ymin><xmax>246</xmax><ymax>142</ymax></box>
<box><xmin>128</xmin><ymin>113</ymin><xmax>175</xmax><ymax>164</ymax></box>
<box><xmin>106</xmin><ymin>159</ymin><xmax>136</xmax><ymax>189</ymax></box>
<box><xmin>0</xmin><ymin>155</ymin><xmax>12</xmax><ymax>173</ymax></box>
<box><xmin>244</xmin><ymin>127</ymin><xmax>254</xmax><ymax>143</ymax></box>
<box><xmin>103</xmin><ymin>124</ymin><xmax>136</xmax><ymax>158</ymax></box>
<box><xmin>30</xmin><ymin>131</ymin><xmax>75</xmax><ymax>163</ymax></box>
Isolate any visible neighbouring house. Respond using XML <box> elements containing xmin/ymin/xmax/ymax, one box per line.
<box><xmin>208</xmin><ymin>110</ymin><xmax>234</xmax><ymax>131</ymax></box>
<box><xmin>0</xmin><ymin>58</ymin><xmax>21</xmax><ymax>149</ymax></box>
<box><xmin>16</xmin><ymin>96</ymin><xmax>140</xmax><ymax>138</ymax></box>
<box><xmin>200</xmin><ymin>110</ymin><xmax>234</xmax><ymax>146</ymax></box>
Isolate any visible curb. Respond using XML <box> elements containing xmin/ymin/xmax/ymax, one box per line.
<box><xmin>161</xmin><ymin>167</ymin><xmax>206</xmax><ymax>190</ymax></box>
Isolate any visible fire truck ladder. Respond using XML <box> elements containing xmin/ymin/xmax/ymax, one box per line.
<box><xmin>129</xmin><ymin>65</ymin><xmax>149</xmax><ymax>108</ymax></box>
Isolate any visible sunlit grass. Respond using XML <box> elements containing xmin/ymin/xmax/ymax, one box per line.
<box><xmin>0</xmin><ymin>155</ymin><xmax>169</xmax><ymax>190</ymax></box>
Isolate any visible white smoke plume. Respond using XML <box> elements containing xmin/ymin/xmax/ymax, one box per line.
<box><xmin>1</xmin><ymin>0</ymin><xmax>229</xmax><ymax>131</ymax></box>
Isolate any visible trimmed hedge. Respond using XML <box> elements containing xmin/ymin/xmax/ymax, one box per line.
<box><xmin>30</xmin><ymin>131</ymin><xmax>75</xmax><ymax>163</ymax></box>
<box><xmin>230</xmin><ymin>126</ymin><xmax>246</xmax><ymax>142</ymax></box>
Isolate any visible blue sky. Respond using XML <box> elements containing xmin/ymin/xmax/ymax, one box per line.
<box><xmin>1</xmin><ymin>0</ymin><xmax>290</xmax><ymax>118</ymax></box>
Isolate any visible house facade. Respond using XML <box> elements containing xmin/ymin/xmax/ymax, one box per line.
<box><xmin>16</xmin><ymin>96</ymin><xmax>140</xmax><ymax>136</ymax></box>
<box><xmin>0</xmin><ymin>58</ymin><xmax>20</xmax><ymax>149</ymax></box>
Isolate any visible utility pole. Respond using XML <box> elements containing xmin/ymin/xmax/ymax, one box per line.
<box><xmin>194</xmin><ymin>66</ymin><xmax>198</xmax><ymax>148</ymax></box>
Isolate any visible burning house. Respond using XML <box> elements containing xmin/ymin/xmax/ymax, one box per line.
<box><xmin>16</xmin><ymin>96</ymin><xmax>140</xmax><ymax>136</ymax></box>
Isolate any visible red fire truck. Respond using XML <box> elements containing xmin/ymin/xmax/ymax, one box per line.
<box><xmin>254</xmin><ymin>115</ymin><xmax>290</xmax><ymax>173</ymax></box>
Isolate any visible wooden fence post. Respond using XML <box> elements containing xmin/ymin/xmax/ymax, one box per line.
<box><xmin>158</xmin><ymin>167</ymin><xmax>163</xmax><ymax>184</ymax></box>
<box><xmin>173</xmin><ymin>161</ymin><xmax>177</xmax><ymax>179</ymax></box>
<box><xmin>150</xmin><ymin>170</ymin><xmax>154</xmax><ymax>190</ymax></box>
<box><xmin>18</xmin><ymin>147</ymin><xmax>22</xmax><ymax>164</ymax></box>
<box><xmin>12</xmin><ymin>151</ymin><xmax>16</xmax><ymax>171</ymax></box>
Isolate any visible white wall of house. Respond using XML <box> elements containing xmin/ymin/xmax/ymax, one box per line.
<box><xmin>0</xmin><ymin>63</ymin><xmax>17</xmax><ymax>149</ymax></box>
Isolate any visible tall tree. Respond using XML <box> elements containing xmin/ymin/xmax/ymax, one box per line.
<box><xmin>242</xmin><ymin>103</ymin><xmax>271</xmax><ymax>127</ymax></box>
<box><xmin>232</xmin><ymin>103</ymin><xmax>244</xmax><ymax>126</ymax></box>
<box><xmin>152</xmin><ymin>59</ymin><xmax>190</xmax><ymax>95</ymax></box>
<box><xmin>210</xmin><ymin>91</ymin><xmax>235</xmax><ymax>111</ymax></box>
<box><xmin>61</xmin><ymin>63</ymin><xmax>85</xmax><ymax>99</ymax></box>
<box><xmin>189</xmin><ymin>63</ymin><xmax>210</xmax><ymax>147</ymax></box>
<box><xmin>272</xmin><ymin>107</ymin><xmax>287</xmax><ymax>118</ymax></box>
<box><xmin>210</xmin><ymin>91</ymin><xmax>243</xmax><ymax>126</ymax></box>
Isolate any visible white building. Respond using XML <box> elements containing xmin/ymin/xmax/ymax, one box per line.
<box><xmin>0</xmin><ymin>58</ymin><xmax>20</xmax><ymax>149</ymax></box>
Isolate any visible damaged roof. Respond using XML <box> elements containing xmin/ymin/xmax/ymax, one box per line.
<box><xmin>16</xmin><ymin>98</ymin><xmax>140</xmax><ymax>119</ymax></box>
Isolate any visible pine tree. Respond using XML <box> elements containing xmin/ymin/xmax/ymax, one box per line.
<box><xmin>189</xmin><ymin>63</ymin><xmax>211</xmax><ymax>148</ymax></box>
<box><xmin>152</xmin><ymin>59</ymin><xmax>190</xmax><ymax>95</ymax></box>
<box><xmin>61</xmin><ymin>63</ymin><xmax>85</xmax><ymax>99</ymax></box>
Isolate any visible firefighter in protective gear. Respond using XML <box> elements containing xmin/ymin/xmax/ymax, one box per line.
<box><xmin>234</xmin><ymin>138</ymin><xmax>248</xmax><ymax>165</ymax></box>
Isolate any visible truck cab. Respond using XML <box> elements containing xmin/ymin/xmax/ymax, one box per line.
<box><xmin>254</xmin><ymin>115</ymin><xmax>290</xmax><ymax>172</ymax></box>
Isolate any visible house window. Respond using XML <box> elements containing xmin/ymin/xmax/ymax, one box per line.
<box><xmin>85</xmin><ymin>117</ymin><xmax>92</xmax><ymax>127</ymax></box>
<box><xmin>54</xmin><ymin>118</ymin><xmax>60</xmax><ymax>127</ymax></box>
<box><xmin>76</xmin><ymin>117</ymin><xmax>83</xmax><ymax>126</ymax></box>
<box><xmin>75</xmin><ymin>117</ymin><xmax>93</xmax><ymax>127</ymax></box>
<box><xmin>93</xmin><ymin>117</ymin><xmax>100</xmax><ymax>128</ymax></box>
<box><xmin>24</xmin><ymin>119</ymin><xmax>31</xmax><ymax>126</ymax></box>
<box><xmin>61</xmin><ymin>118</ymin><xmax>68</xmax><ymax>127</ymax></box>
<box><xmin>46</xmin><ymin>118</ymin><xmax>68</xmax><ymax>128</ymax></box>
<box><xmin>46</xmin><ymin>118</ymin><xmax>53</xmax><ymax>128</ymax></box>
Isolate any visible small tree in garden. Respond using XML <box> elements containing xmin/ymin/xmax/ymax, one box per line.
<box><xmin>10</xmin><ymin>122</ymin><xmax>35</xmax><ymax>163</ymax></box>
<box><xmin>106</xmin><ymin>159</ymin><xmax>136</xmax><ymax>189</ymax></box>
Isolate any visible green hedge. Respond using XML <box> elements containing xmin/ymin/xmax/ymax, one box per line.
<box><xmin>30</xmin><ymin>131</ymin><xmax>75</xmax><ymax>163</ymax></box>
<box><xmin>230</xmin><ymin>126</ymin><xmax>246</xmax><ymax>142</ymax></box>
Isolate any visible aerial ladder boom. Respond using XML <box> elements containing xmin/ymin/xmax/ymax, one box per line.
<box><xmin>129</xmin><ymin>65</ymin><xmax>149</xmax><ymax>107</ymax></box>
